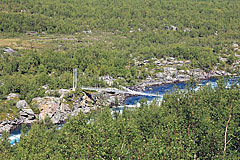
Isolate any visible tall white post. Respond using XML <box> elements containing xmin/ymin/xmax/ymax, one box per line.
<box><xmin>73</xmin><ymin>68</ymin><xmax>77</xmax><ymax>91</ymax></box>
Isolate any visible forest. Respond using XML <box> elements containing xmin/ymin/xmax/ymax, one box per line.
<box><xmin>0</xmin><ymin>0</ymin><xmax>240</xmax><ymax>159</ymax></box>
<box><xmin>0</xmin><ymin>0</ymin><xmax>239</xmax><ymax>102</ymax></box>
<box><xmin>0</xmin><ymin>81</ymin><xmax>240</xmax><ymax>159</ymax></box>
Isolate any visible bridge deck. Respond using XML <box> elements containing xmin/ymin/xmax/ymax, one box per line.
<box><xmin>81</xmin><ymin>87</ymin><xmax>161</xmax><ymax>97</ymax></box>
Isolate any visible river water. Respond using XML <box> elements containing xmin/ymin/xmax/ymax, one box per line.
<box><xmin>125</xmin><ymin>77</ymin><xmax>239</xmax><ymax>105</ymax></box>
<box><xmin>4</xmin><ymin>77</ymin><xmax>240</xmax><ymax>145</ymax></box>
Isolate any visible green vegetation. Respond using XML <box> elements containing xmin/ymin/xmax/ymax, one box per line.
<box><xmin>0</xmin><ymin>0</ymin><xmax>240</xmax><ymax>158</ymax></box>
<box><xmin>0</xmin><ymin>100</ymin><xmax>19</xmax><ymax>120</ymax></box>
<box><xmin>0</xmin><ymin>0</ymin><xmax>240</xmax><ymax>102</ymax></box>
<box><xmin>0</xmin><ymin>82</ymin><xmax>239</xmax><ymax>159</ymax></box>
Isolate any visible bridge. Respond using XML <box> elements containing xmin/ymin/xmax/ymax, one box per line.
<box><xmin>81</xmin><ymin>86</ymin><xmax>161</xmax><ymax>97</ymax></box>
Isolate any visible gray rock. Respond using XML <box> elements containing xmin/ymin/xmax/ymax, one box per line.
<box><xmin>1</xmin><ymin>121</ymin><xmax>8</xmax><ymax>125</ymax></box>
<box><xmin>176</xmin><ymin>74</ymin><xmax>190</xmax><ymax>82</ymax></box>
<box><xmin>33</xmin><ymin>97</ymin><xmax>71</xmax><ymax>124</ymax></box>
<box><xmin>22</xmin><ymin>108</ymin><xmax>35</xmax><ymax>115</ymax></box>
<box><xmin>99</xmin><ymin>75</ymin><xmax>114</xmax><ymax>86</ymax></box>
<box><xmin>178</xmin><ymin>70</ymin><xmax>185</xmax><ymax>74</ymax></box>
<box><xmin>3</xmin><ymin>47</ymin><xmax>16</xmax><ymax>53</ymax></box>
<box><xmin>191</xmin><ymin>68</ymin><xmax>202</xmax><ymax>72</ymax></box>
<box><xmin>170</xmin><ymin>25</ymin><xmax>178</xmax><ymax>31</ymax></box>
<box><xmin>232</xmin><ymin>43</ymin><xmax>239</xmax><ymax>48</ymax></box>
<box><xmin>27</xmin><ymin>115</ymin><xmax>35</xmax><ymax>120</ymax></box>
<box><xmin>19</xmin><ymin>106</ymin><xmax>36</xmax><ymax>124</ymax></box>
<box><xmin>7</xmin><ymin>93</ymin><xmax>19</xmax><ymax>101</ymax></box>
<box><xmin>185</xmin><ymin>60</ymin><xmax>191</xmax><ymax>64</ymax></box>
<box><xmin>0</xmin><ymin>124</ymin><xmax>13</xmax><ymax>133</ymax></box>
<box><xmin>16</xmin><ymin>100</ymin><xmax>28</xmax><ymax>109</ymax></box>
<box><xmin>51</xmin><ymin>113</ymin><xmax>61</xmax><ymax>124</ymax></box>
<box><xmin>26</xmin><ymin>31</ymin><xmax>37</xmax><ymax>35</ymax></box>
<box><xmin>215</xmin><ymin>71</ymin><xmax>222</xmax><ymax>75</ymax></box>
<box><xmin>156</xmin><ymin>72</ymin><xmax>164</xmax><ymax>78</ymax></box>
<box><xmin>163</xmin><ymin>67</ymin><xmax>177</xmax><ymax>73</ymax></box>
<box><xmin>19</xmin><ymin>111</ymin><xmax>28</xmax><ymax>117</ymax></box>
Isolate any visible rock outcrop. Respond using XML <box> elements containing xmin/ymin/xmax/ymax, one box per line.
<box><xmin>32</xmin><ymin>97</ymin><xmax>71</xmax><ymax>124</ymax></box>
<box><xmin>0</xmin><ymin>92</ymin><xmax>101</xmax><ymax>133</ymax></box>
<box><xmin>134</xmin><ymin>66</ymin><xmax>236</xmax><ymax>90</ymax></box>
<box><xmin>16</xmin><ymin>100</ymin><xmax>28</xmax><ymax>109</ymax></box>
<box><xmin>31</xmin><ymin>93</ymin><xmax>98</xmax><ymax>125</ymax></box>
<box><xmin>0</xmin><ymin>100</ymin><xmax>36</xmax><ymax>133</ymax></box>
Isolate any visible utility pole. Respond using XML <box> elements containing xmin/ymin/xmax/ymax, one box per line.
<box><xmin>73</xmin><ymin>68</ymin><xmax>77</xmax><ymax>91</ymax></box>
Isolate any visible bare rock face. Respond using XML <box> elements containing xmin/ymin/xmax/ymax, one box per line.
<box><xmin>45</xmin><ymin>89</ymin><xmax>72</xmax><ymax>99</ymax></box>
<box><xmin>0</xmin><ymin>100</ymin><xmax>37</xmax><ymax>133</ymax></box>
<box><xmin>99</xmin><ymin>75</ymin><xmax>114</xmax><ymax>86</ymax></box>
<box><xmin>1</xmin><ymin>92</ymin><xmax>101</xmax><ymax>133</ymax></box>
<box><xmin>32</xmin><ymin>97</ymin><xmax>71</xmax><ymax>124</ymax></box>
<box><xmin>32</xmin><ymin>95</ymin><xmax>97</xmax><ymax>124</ymax></box>
<box><xmin>20</xmin><ymin>108</ymin><xmax>36</xmax><ymax>124</ymax></box>
<box><xmin>7</xmin><ymin>93</ymin><xmax>19</xmax><ymax>101</ymax></box>
<box><xmin>16</xmin><ymin>100</ymin><xmax>28</xmax><ymax>109</ymax></box>
<box><xmin>91</xmin><ymin>92</ymin><xmax>124</xmax><ymax>107</ymax></box>
<box><xmin>0</xmin><ymin>123</ymin><xmax>13</xmax><ymax>133</ymax></box>
<box><xmin>17</xmin><ymin>100</ymin><xmax>36</xmax><ymax>124</ymax></box>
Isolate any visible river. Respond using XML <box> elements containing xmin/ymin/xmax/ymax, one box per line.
<box><xmin>4</xmin><ymin>77</ymin><xmax>240</xmax><ymax>145</ymax></box>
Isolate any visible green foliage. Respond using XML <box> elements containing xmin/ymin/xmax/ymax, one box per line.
<box><xmin>0</xmin><ymin>0</ymin><xmax>239</xmax><ymax>101</ymax></box>
<box><xmin>0</xmin><ymin>131</ymin><xmax>11</xmax><ymax>159</ymax></box>
<box><xmin>45</xmin><ymin>90</ymin><xmax>61</xmax><ymax>97</ymax></box>
<box><xmin>0</xmin><ymin>83</ymin><xmax>239</xmax><ymax>159</ymax></box>
<box><xmin>226</xmin><ymin>53</ymin><xmax>236</xmax><ymax>65</ymax></box>
<box><xmin>0</xmin><ymin>100</ymin><xmax>19</xmax><ymax>120</ymax></box>
<box><xmin>29</xmin><ymin>101</ymin><xmax>40</xmax><ymax>114</ymax></box>
<box><xmin>0</xmin><ymin>0</ymin><xmax>240</xmax><ymax>37</ymax></box>
<box><xmin>0</xmin><ymin>1</ymin><xmax>240</xmax><ymax>158</ymax></box>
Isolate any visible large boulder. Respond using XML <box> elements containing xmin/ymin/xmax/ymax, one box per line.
<box><xmin>0</xmin><ymin>118</ymin><xmax>23</xmax><ymax>133</ymax></box>
<box><xmin>32</xmin><ymin>97</ymin><xmax>71</xmax><ymax>124</ymax></box>
<box><xmin>16</xmin><ymin>100</ymin><xmax>28</xmax><ymax>109</ymax></box>
<box><xmin>0</xmin><ymin>101</ymin><xmax>36</xmax><ymax>132</ymax></box>
<box><xmin>16</xmin><ymin>100</ymin><xmax>36</xmax><ymax>124</ymax></box>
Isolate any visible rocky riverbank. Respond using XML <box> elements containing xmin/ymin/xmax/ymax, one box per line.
<box><xmin>1</xmin><ymin>55</ymin><xmax>239</xmax><ymax>133</ymax></box>
<box><xmin>131</xmin><ymin>68</ymin><xmax>238</xmax><ymax>91</ymax></box>
<box><xmin>0</xmin><ymin>89</ymin><xmax>126</xmax><ymax>133</ymax></box>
